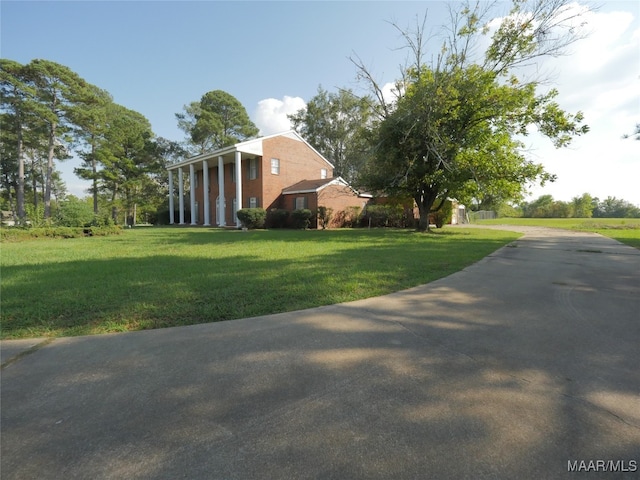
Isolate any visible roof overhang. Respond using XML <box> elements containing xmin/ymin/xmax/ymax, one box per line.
<box><xmin>282</xmin><ymin>177</ymin><xmax>357</xmax><ymax>195</ymax></box>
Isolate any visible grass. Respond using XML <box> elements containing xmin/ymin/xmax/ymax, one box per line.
<box><xmin>475</xmin><ymin>218</ymin><xmax>640</xmax><ymax>249</ymax></box>
<box><xmin>1</xmin><ymin>227</ymin><xmax>520</xmax><ymax>339</ymax></box>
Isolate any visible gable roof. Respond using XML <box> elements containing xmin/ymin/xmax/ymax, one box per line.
<box><xmin>282</xmin><ymin>177</ymin><xmax>363</xmax><ymax>196</ymax></box>
<box><xmin>167</xmin><ymin>130</ymin><xmax>334</xmax><ymax>170</ymax></box>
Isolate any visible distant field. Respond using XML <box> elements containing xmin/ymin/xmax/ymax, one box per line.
<box><xmin>476</xmin><ymin>218</ymin><xmax>640</xmax><ymax>249</ymax></box>
<box><xmin>1</xmin><ymin>227</ymin><xmax>520</xmax><ymax>339</ymax></box>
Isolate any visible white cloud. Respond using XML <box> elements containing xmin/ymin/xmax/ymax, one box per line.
<box><xmin>521</xmin><ymin>3</ymin><xmax>640</xmax><ymax>206</ymax></box>
<box><xmin>253</xmin><ymin>96</ymin><xmax>306</xmax><ymax>136</ymax></box>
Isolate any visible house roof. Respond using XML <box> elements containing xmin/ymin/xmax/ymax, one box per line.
<box><xmin>167</xmin><ymin>130</ymin><xmax>335</xmax><ymax>171</ymax></box>
<box><xmin>282</xmin><ymin>177</ymin><xmax>368</xmax><ymax>197</ymax></box>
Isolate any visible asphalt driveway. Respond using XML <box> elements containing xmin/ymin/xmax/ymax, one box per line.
<box><xmin>1</xmin><ymin>226</ymin><xmax>639</xmax><ymax>479</ymax></box>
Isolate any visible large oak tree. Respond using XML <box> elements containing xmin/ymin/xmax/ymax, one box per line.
<box><xmin>355</xmin><ymin>0</ymin><xmax>590</xmax><ymax>230</ymax></box>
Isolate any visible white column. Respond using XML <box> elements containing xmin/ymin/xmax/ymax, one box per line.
<box><xmin>189</xmin><ymin>163</ymin><xmax>196</xmax><ymax>225</ymax></box>
<box><xmin>168</xmin><ymin>169</ymin><xmax>174</xmax><ymax>224</ymax></box>
<box><xmin>218</xmin><ymin>156</ymin><xmax>225</xmax><ymax>226</ymax></box>
<box><xmin>235</xmin><ymin>151</ymin><xmax>242</xmax><ymax>227</ymax></box>
<box><xmin>178</xmin><ymin>167</ymin><xmax>185</xmax><ymax>225</ymax></box>
<box><xmin>202</xmin><ymin>160</ymin><xmax>210</xmax><ymax>226</ymax></box>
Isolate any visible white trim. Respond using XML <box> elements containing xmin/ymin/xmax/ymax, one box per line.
<box><xmin>178</xmin><ymin>167</ymin><xmax>185</xmax><ymax>225</ymax></box>
<box><xmin>218</xmin><ymin>156</ymin><xmax>225</xmax><ymax>226</ymax></box>
<box><xmin>202</xmin><ymin>159</ymin><xmax>210</xmax><ymax>226</ymax></box>
<box><xmin>189</xmin><ymin>164</ymin><xmax>196</xmax><ymax>225</ymax></box>
<box><xmin>235</xmin><ymin>151</ymin><xmax>242</xmax><ymax>227</ymax></box>
<box><xmin>168</xmin><ymin>170</ymin><xmax>174</xmax><ymax>224</ymax></box>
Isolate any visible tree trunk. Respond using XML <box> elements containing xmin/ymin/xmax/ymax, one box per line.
<box><xmin>32</xmin><ymin>157</ymin><xmax>38</xmax><ymax>208</ymax></box>
<box><xmin>111</xmin><ymin>184</ymin><xmax>118</xmax><ymax>222</ymax></box>
<box><xmin>417</xmin><ymin>205</ymin><xmax>430</xmax><ymax>232</ymax></box>
<box><xmin>92</xmin><ymin>145</ymin><xmax>98</xmax><ymax>214</ymax></box>
<box><xmin>44</xmin><ymin>122</ymin><xmax>56</xmax><ymax>219</ymax></box>
<box><xmin>415</xmin><ymin>188</ymin><xmax>438</xmax><ymax>232</ymax></box>
<box><xmin>16</xmin><ymin>123</ymin><xmax>25</xmax><ymax>223</ymax></box>
<box><xmin>91</xmin><ymin>135</ymin><xmax>98</xmax><ymax>215</ymax></box>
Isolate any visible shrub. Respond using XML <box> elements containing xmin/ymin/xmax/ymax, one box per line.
<box><xmin>291</xmin><ymin>209</ymin><xmax>313</xmax><ymax>229</ymax></box>
<box><xmin>0</xmin><ymin>225</ymin><xmax>122</xmax><ymax>242</ymax></box>
<box><xmin>432</xmin><ymin>200</ymin><xmax>453</xmax><ymax>228</ymax></box>
<box><xmin>55</xmin><ymin>196</ymin><xmax>95</xmax><ymax>227</ymax></box>
<box><xmin>334</xmin><ymin>206</ymin><xmax>361</xmax><ymax>228</ymax></box>
<box><xmin>236</xmin><ymin>208</ymin><xmax>266</xmax><ymax>229</ymax></box>
<box><xmin>362</xmin><ymin>204</ymin><xmax>406</xmax><ymax>228</ymax></box>
<box><xmin>317</xmin><ymin>206</ymin><xmax>333</xmax><ymax>230</ymax></box>
<box><xmin>266</xmin><ymin>208</ymin><xmax>289</xmax><ymax>228</ymax></box>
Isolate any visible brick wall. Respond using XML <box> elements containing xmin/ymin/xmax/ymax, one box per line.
<box><xmin>318</xmin><ymin>184</ymin><xmax>369</xmax><ymax>228</ymax></box>
<box><xmin>261</xmin><ymin>136</ymin><xmax>333</xmax><ymax>210</ymax></box>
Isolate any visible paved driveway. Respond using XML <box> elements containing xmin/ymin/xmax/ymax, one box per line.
<box><xmin>1</xmin><ymin>226</ymin><xmax>639</xmax><ymax>479</ymax></box>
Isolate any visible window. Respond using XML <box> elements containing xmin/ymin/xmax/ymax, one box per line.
<box><xmin>320</xmin><ymin>168</ymin><xmax>327</xmax><ymax>179</ymax></box>
<box><xmin>230</xmin><ymin>163</ymin><xmax>235</xmax><ymax>183</ymax></box>
<box><xmin>271</xmin><ymin>158</ymin><xmax>280</xmax><ymax>175</ymax></box>
<box><xmin>295</xmin><ymin>196</ymin><xmax>307</xmax><ymax>210</ymax></box>
<box><xmin>194</xmin><ymin>171</ymin><xmax>199</xmax><ymax>188</ymax></box>
<box><xmin>249</xmin><ymin>197</ymin><xmax>258</xmax><ymax>208</ymax></box>
<box><xmin>249</xmin><ymin>158</ymin><xmax>258</xmax><ymax>180</ymax></box>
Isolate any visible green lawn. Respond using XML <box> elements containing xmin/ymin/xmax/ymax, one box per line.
<box><xmin>476</xmin><ymin>218</ymin><xmax>640</xmax><ymax>249</ymax></box>
<box><xmin>1</xmin><ymin>227</ymin><xmax>520</xmax><ymax>339</ymax></box>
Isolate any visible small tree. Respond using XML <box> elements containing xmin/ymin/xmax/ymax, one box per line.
<box><xmin>55</xmin><ymin>195</ymin><xmax>94</xmax><ymax>227</ymax></box>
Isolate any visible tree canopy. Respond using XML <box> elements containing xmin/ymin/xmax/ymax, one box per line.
<box><xmin>176</xmin><ymin>90</ymin><xmax>258</xmax><ymax>154</ymax></box>
<box><xmin>288</xmin><ymin>86</ymin><xmax>373</xmax><ymax>184</ymax></box>
<box><xmin>1</xmin><ymin>59</ymin><xmax>169</xmax><ymax>225</ymax></box>
<box><xmin>355</xmin><ymin>0</ymin><xmax>590</xmax><ymax>230</ymax></box>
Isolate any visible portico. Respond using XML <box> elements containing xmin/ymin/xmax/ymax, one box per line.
<box><xmin>168</xmin><ymin>139</ymin><xmax>262</xmax><ymax>227</ymax></box>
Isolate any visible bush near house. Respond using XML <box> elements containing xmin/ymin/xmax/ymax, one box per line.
<box><xmin>266</xmin><ymin>208</ymin><xmax>289</xmax><ymax>228</ymax></box>
<box><xmin>333</xmin><ymin>206</ymin><xmax>362</xmax><ymax>228</ymax></box>
<box><xmin>237</xmin><ymin>208</ymin><xmax>267</xmax><ymax>229</ymax></box>
<box><xmin>317</xmin><ymin>206</ymin><xmax>333</xmax><ymax>230</ymax></box>
<box><xmin>363</xmin><ymin>204</ymin><xmax>407</xmax><ymax>228</ymax></box>
<box><xmin>291</xmin><ymin>209</ymin><xmax>314</xmax><ymax>229</ymax></box>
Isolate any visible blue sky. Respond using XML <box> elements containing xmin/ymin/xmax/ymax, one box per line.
<box><xmin>2</xmin><ymin>1</ymin><xmax>639</xmax><ymax>205</ymax></box>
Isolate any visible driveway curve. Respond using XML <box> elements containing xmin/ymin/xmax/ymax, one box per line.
<box><xmin>1</xmin><ymin>226</ymin><xmax>639</xmax><ymax>479</ymax></box>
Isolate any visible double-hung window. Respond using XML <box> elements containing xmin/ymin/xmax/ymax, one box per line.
<box><xmin>249</xmin><ymin>158</ymin><xmax>258</xmax><ymax>180</ymax></box>
<box><xmin>295</xmin><ymin>196</ymin><xmax>307</xmax><ymax>210</ymax></box>
<box><xmin>271</xmin><ymin>158</ymin><xmax>280</xmax><ymax>175</ymax></box>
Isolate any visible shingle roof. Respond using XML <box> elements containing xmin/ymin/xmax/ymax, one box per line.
<box><xmin>282</xmin><ymin>178</ymin><xmax>338</xmax><ymax>194</ymax></box>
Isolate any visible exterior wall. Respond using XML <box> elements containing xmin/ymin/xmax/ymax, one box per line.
<box><xmin>317</xmin><ymin>185</ymin><xmax>369</xmax><ymax>228</ymax></box>
<box><xmin>261</xmin><ymin>136</ymin><xmax>333</xmax><ymax>211</ymax></box>
<box><xmin>283</xmin><ymin>186</ymin><xmax>366</xmax><ymax>229</ymax></box>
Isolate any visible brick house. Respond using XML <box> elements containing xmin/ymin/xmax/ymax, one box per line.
<box><xmin>282</xmin><ymin>177</ymin><xmax>371</xmax><ymax>228</ymax></box>
<box><xmin>167</xmin><ymin>131</ymin><xmax>368</xmax><ymax>227</ymax></box>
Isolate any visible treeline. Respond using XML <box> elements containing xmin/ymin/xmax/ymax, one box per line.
<box><xmin>1</xmin><ymin>59</ymin><xmax>185</xmax><ymax>227</ymax></box>
<box><xmin>512</xmin><ymin>194</ymin><xmax>640</xmax><ymax>218</ymax></box>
